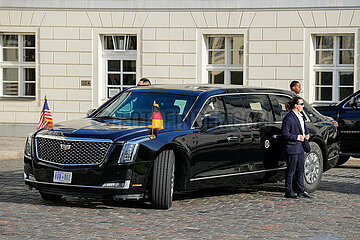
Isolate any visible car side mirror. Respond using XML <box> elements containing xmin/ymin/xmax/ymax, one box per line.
<box><xmin>200</xmin><ymin>116</ymin><xmax>220</xmax><ymax>132</ymax></box>
<box><xmin>86</xmin><ymin>108</ymin><xmax>96</xmax><ymax>117</ymax></box>
<box><xmin>349</xmin><ymin>97</ymin><xmax>358</xmax><ymax>109</ymax></box>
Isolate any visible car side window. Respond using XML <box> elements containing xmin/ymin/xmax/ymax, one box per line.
<box><xmin>344</xmin><ymin>94</ymin><xmax>360</xmax><ymax>109</ymax></box>
<box><xmin>274</xmin><ymin>95</ymin><xmax>292</xmax><ymax>119</ymax></box>
<box><xmin>223</xmin><ymin>95</ymin><xmax>247</xmax><ymax>124</ymax></box>
<box><xmin>245</xmin><ymin>94</ymin><xmax>273</xmax><ymax>123</ymax></box>
<box><xmin>195</xmin><ymin>96</ymin><xmax>226</xmax><ymax>127</ymax></box>
<box><xmin>303</xmin><ymin>102</ymin><xmax>320</xmax><ymax>122</ymax></box>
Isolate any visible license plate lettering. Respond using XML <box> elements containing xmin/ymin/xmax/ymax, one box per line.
<box><xmin>53</xmin><ymin>171</ymin><xmax>72</xmax><ymax>183</ymax></box>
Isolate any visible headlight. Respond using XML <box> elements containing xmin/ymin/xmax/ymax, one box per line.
<box><xmin>118</xmin><ymin>136</ymin><xmax>150</xmax><ymax>164</ymax></box>
<box><xmin>24</xmin><ymin>133</ymin><xmax>34</xmax><ymax>158</ymax></box>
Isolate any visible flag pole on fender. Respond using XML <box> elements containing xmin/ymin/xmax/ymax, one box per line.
<box><xmin>147</xmin><ymin>101</ymin><xmax>163</xmax><ymax>139</ymax></box>
<box><xmin>37</xmin><ymin>95</ymin><xmax>54</xmax><ymax>130</ymax></box>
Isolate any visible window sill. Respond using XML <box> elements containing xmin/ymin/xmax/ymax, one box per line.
<box><xmin>0</xmin><ymin>97</ymin><xmax>36</xmax><ymax>101</ymax></box>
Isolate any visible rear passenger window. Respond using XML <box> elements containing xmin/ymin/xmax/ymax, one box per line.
<box><xmin>245</xmin><ymin>95</ymin><xmax>273</xmax><ymax>122</ymax></box>
<box><xmin>303</xmin><ymin>102</ymin><xmax>320</xmax><ymax>122</ymax></box>
<box><xmin>195</xmin><ymin>97</ymin><xmax>226</xmax><ymax>127</ymax></box>
<box><xmin>275</xmin><ymin>95</ymin><xmax>292</xmax><ymax>119</ymax></box>
<box><xmin>223</xmin><ymin>95</ymin><xmax>247</xmax><ymax>124</ymax></box>
<box><xmin>273</xmin><ymin>95</ymin><xmax>315</xmax><ymax>122</ymax></box>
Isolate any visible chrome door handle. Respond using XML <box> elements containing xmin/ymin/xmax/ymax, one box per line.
<box><xmin>226</xmin><ymin>136</ymin><xmax>239</xmax><ymax>142</ymax></box>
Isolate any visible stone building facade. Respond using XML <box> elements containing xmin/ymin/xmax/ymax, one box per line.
<box><xmin>0</xmin><ymin>0</ymin><xmax>359</xmax><ymax>136</ymax></box>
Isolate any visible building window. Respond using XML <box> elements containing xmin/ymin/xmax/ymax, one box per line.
<box><xmin>314</xmin><ymin>35</ymin><xmax>354</xmax><ymax>102</ymax></box>
<box><xmin>102</xmin><ymin>35</ymin><xmax>137</xmax><ymax>98</ymax></box>
<box><xmin>0</xmin><ymin>34</ymin><xmax>36</xmax><ymax>97</ymax></box>
<box><xmin>206</xmin><ymin>36</ymin><xmax>243</xmax><ymax>85</ymax></box>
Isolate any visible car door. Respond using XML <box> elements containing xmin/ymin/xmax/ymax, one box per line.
<box><xmin>269</xmin><ymin>94</ymin><xmax>292</xmax><ymax>169</ymax></box>
<box><xmin>339</xmin><ymin>92</ymin><xmax>360</xmax><ymax>154</ymax></box>
<box><xmin>243</xmin><ymin>94</ymin><xmax>284</xmax><ymax>182</ymax></box>
<box><xmin>223</xmin><ymin>95</ymin><xmax>253</xmax><ymax>173</ymax></box>
<box><xmin>192</xmin><ymin>96</ymin><xmax>242</xmax><ymax>179</ymax></box>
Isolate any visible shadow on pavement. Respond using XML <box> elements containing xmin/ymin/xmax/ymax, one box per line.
<box><xmin>337</xmin><ymin>165</ymin><xmax>360</xmax><ymax>170</ymax></box>
<box><xmin>0</xmin><ymin>168</ymin><xmax>279</xmax><ymax>208</ymax></box>
<box><xmin>319</xmin><ymin>180</ymin><xmax>360</xmax><ymax>195</ymax></box>
<box><xmin>174</xmin><ymin>186</ymin><xmax>256</xmax><ymax>201</ymax></box>
<box><xmin>1</xmin><ymin>167</ymin><xmax>359</xmax><ymax>209</ymax></box>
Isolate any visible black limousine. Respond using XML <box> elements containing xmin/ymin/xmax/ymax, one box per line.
<box><xmin>24</xmin><ymin>85</ymin><xmax>339</xmax><ymax>209</ymax></box>
<box><xmin>315</xmin><ymin>90</ymin><xmax>360</xmax><ymax>166</ymax></box>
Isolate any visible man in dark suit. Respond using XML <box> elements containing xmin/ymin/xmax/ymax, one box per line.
<box><xmin>282</xmin><ymin>96</ymin><xmax>314</xmax><ymax>199</ymax></box>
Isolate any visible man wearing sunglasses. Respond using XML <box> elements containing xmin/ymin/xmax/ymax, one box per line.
<box><xmin>282</xmin><ymin>96</ymin><xmax>314</xmax><ymax>199</ymax></box>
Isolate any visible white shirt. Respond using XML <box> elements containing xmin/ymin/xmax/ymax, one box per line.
<box><xmin>292</xmin><ymin>110</ymin><xmax>305</xmax><ymax>140</ymax></box>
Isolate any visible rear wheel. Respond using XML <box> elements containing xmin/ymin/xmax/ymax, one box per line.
<box><xmin>151</xmin><ymin>150</ymin><xmax>175</xmax><ymax>209</ymax></box>
<box><xmin>304</xmin><ymin>142</ymin><xmax>323</xmax><ymax>193</ymax></box>
<box><xmin>39</xmin><ymin>191</ymin><xmax>62</xmax><ymax>201</ymax></box>
<box><xmin>336</xmin><ymin>156</ymin><xmax>350</xmax><ymax>166</ymax></box>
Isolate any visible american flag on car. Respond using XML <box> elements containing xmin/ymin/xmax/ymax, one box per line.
<box><xmin>37</xmin><ymin>96</ymin><xmax>53</xmax><ymax>130</ymax></box>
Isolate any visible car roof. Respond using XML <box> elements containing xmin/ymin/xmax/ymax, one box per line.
<box><xmin>129</xmin><ymin>84</ymin><xmax>295</xmax><ymax>96</ymax></box>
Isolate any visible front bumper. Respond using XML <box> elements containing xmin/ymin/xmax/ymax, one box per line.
<box><xmin>24</xmin><ymin>155</ymin><xmax>153</xmax><ymax>200</ymax></box>
<box><xmin>24</xmin><ymin>174</ymin><xmax>145</xmax><ymax>200</ymax></box>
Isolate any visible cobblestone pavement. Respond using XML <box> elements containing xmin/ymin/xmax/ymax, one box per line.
<box><xmin>0</xmin><ymin>158</ymin><xmax>359</xmax><ymax>240</ymax></box>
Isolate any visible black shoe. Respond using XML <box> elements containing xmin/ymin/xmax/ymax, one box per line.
<box><xmin>298</xmin><ymin>191</ymin><xmax>314</xmax><ymax>198</ymax></box>
<box><xmin>284</xmin><ymin>193</ymin><xmax>299</xmax><ymax>199</ymax></box>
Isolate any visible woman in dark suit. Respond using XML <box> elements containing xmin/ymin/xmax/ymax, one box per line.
<box><xmin>282</xmin><ymin>96</ymin><xmax>314</xmax><ymax>199</ymax></box>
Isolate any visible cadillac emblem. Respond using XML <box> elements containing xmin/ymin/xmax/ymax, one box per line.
<box><xmin>264</xmin><ymin>140</ymin><xmax>270</xmax><ymax>149</ymax></box>
<box><xmin>60</xmin><ymin>144</ymin><xmax>71</xmax><ymax>150</ymax></box>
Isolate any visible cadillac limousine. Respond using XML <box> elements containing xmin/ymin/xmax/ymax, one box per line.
<box><xmin>24</xmin><ymin>85</ymin><xmax>340</xmax><ymax>209</ymax></box>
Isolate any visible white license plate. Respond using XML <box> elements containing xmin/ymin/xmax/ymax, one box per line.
<box><xmin>53</xmin><ymin>171</ymin><xmax>72</xmax><ymax>183</ymax></box>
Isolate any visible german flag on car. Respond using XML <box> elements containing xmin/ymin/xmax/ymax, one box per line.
<box><xmin>148</xmin><ymin>101</ymin><xmax>164</xmax><ymax>130</ymax></box>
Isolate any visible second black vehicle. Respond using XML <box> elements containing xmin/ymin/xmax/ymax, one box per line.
<box><xmin>24</xmin><ymin>85</ymin><xmax>339</xmax><ymax>209</ymax></box>
<box><xmin>315</xmin><ymin>90</ymin><xmax>360</xmax><ymax>166</ymax></box>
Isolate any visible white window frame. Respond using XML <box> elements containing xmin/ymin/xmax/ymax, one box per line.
<box><xmin>313</xmin><ymin>35</ymin><xmax>355</xmax><ymax>103</ymax></box>
<box><xmin>206</xmin><ymin>35</ymin><xmax>244</xmax><ymax>85</ymax></box>
<box><xmin>0</xmin><ymin>33</ymin><xmax>36</xmax><ymax>98</ymax></box>
<box><xmin>197</xmin><ymin>29</ymin><xmax>248</xmax><ymax>85</ymax></box>
<box><xmin>104</xmin><ymin>56</ymin><xmax>137</xmax><ymax>99</ymax></box>
<box><xmin>102</xmin><ymin>35</ymin><xmax>137</xmax><ymax>99</ymax></box>
<box><xmin>93</xmin><ymin>29</ymin><xmax>141</xmax><ymax>107</ymax></box>
<box><xmin>101</xmin><ymin>34</ymin><xmax>138</xmax><ymax>100</ymax></box>
<box><xmin>305</xmin><ymin>28</ymin><xmax>358</xmax><ymax>104</ymax></box>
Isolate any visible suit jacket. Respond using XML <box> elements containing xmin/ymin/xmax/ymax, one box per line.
<box><xmin>281</xmin><ymin>110</ymin><xmax>309</xmax><ymax>155</ymax></box>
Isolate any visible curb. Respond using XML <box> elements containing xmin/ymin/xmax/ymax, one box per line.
<box><xmin>0</xmin><ymin>151</ymin><xmax>23</xmax><ymax>161</ymax></box>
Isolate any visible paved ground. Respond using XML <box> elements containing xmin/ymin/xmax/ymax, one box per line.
<box><xmin>0</xmin><ymin>137</ymin><xmax>26</xmax><ymax>160</ymax></box>
<box><xmin>0</xmin><ymin>155</ymin><xmax>359</xmax><ymax>239</ymax></box>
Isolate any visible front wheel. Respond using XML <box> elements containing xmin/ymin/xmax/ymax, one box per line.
<box><xmin>151</xmin><ymin>150</ymin><xmax>175</xmax><ymax>209</ymax></box>
<box><xmin>304</xmin><ymin>142</ymin><xmax>323</xmax><ymax>193</ymax></box>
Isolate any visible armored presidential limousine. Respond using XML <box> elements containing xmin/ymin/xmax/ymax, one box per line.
<box><xmin>24</xmin><ymin>85</ymin><xmax>339</xmax><ymax>209</ymax></box>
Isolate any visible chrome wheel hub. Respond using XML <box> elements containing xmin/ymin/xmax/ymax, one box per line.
<box><xmin>305</xmin><ymin>152</ymin><xmax>320</xmax><ymax>184</ymax></box>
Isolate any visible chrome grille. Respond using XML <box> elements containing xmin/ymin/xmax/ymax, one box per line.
<box><xmin>36</xmin><ymin>136</ymin><xmax>112</xmax><ymax>166</ymax></box>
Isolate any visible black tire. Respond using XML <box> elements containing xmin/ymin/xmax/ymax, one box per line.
<box><xmin>39</xmin><ymin>191</ymin><xmax>62</xmax><ymax>201</ymax></box>
<box><xmin>304</xmin><ymin>142</ymin><xmax>323</xmax><ymax>193</ymax></box>
<box><xmin>336</xmin><ymin>156</ymin><xmax>350</xmax><ymax>167</ymax></box>
<box><xmin>151</xmin><ymin>150</ymin><xmax>175</xmax><ymax>209</ymax></box>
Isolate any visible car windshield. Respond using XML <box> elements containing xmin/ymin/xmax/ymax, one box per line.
<box><xmin>95</xmin><ymin>91</ymin><xmax>196</xmax><ymax>125</ymax></box>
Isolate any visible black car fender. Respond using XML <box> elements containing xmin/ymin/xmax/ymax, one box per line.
<box><xmin>309</xmin><ymin>135</ymin><xmax>329</xmax><ymax>171</ymax></box>
<box><xmin>138</xmin><ymin>131</ymin><xmax>193</xmax><ymax>191</ymax></box>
